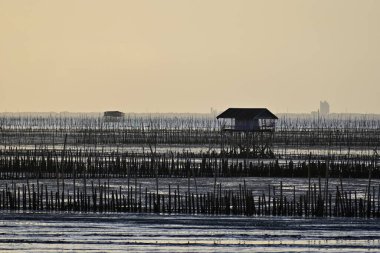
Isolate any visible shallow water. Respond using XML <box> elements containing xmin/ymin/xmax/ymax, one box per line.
<box><xmin>0</xmin><ymin>212</ymin><xmax>379</xmax><ymax>252</ymax></box>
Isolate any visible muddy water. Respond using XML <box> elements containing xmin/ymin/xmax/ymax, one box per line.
<box><xmin>0</xmin><ymin>212</ymin><xmax>379</xmax><ymax>252</ymax></box>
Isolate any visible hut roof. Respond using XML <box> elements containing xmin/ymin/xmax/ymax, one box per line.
<box><xmin>216</xmin><ymin>108</ymin><xmax>278</xmax><ymax>120</ymax></box>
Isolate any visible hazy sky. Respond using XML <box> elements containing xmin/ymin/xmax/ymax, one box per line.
<box><xmin>0</xmin><ymin>0</ymin><xmax>379</xmax><ymax>113</ymax></box>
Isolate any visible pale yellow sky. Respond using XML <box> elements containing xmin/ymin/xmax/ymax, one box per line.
<box><xmin>0</xmin><ymin>0</ymin><xmax>379</xmax><ymax>113</ymax></box>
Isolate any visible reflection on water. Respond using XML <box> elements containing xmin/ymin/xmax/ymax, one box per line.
<box><xmin>0</xmin><ymin>212</ymin><xmax>379</xmax><ymax>252</ymax></box>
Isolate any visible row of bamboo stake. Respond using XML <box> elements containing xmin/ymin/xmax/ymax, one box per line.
<box><xmin>1</xmin><ymin>127</ymin><xmax>379</xmax><ymax>148</ymax></box>
<box><xmin>0</xmin><ymin>150</ymin><xmax>377</xmax><ymax>179</ymax></box>
<box><xmin>0</xmin><ymin>179</ymin><xmax>379</xmax><ymax>218</ymax></box>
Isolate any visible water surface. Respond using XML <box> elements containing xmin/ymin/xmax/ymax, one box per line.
<box><xmin>0</xmin><ymin>212</ymin><xmax>379</xmax><ymax>252</ymax></box>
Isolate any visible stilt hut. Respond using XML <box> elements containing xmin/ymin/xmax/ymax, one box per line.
<box><xmin>103</xmin><ymin>111</ymin><xmax>125</xmax><ymax>121</ymax></box>
<box><xmin>216</xmin><ymin>108</ymin><xmax>278</xmax><ymax>157</ymax></box>
<box><xmin>216</xmin><ymin>108</ymin><xmax>277</xmax><ymax>132</ymax></box>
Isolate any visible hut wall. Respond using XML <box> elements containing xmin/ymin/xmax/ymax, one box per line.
<box><xmin>235</xmin><ymin>118</ymin><xmax>259</xmax><ymax>131</ymax></box>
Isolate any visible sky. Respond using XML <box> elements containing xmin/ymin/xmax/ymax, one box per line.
<box><xmin>0</xmin><ymin>0</ymin><xmax>379</xmax><ymax>114</ymax></box>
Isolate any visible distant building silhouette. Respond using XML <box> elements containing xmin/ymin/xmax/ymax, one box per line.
<box><xmin>320</xmin><ymin>101</ymin><xmax>330</xmax><ymax>115</ymax></box>
<box><xmin>104</xmin><ymin>111</ymin><xmax>125</xmax><ymax>117</ymax></box>
<box><xmin>104</xmin><ymin>111</ymin><xmax>125</xmax><ymax>121</ymax></box>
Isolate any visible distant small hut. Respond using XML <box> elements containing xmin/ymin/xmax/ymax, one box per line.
<box><xmin>103</xmin><ymin>111</ymin><xmax>125</xmax><ymax>121</ymax></box>
<box><xmin>217</xmin><ymin>108</ymin><xmax>278</xmax><ymax>132</ymax></box>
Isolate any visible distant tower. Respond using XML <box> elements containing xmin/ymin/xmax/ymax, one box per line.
<box><xmin>210</xmin><ymin>107</ymin><xmax>217</xmax><ymax>117</ymax></box>
<box><xmin>320</xmin><ymin>101</ymin><xmax>330</xmax><ymax>116</ymax></box>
